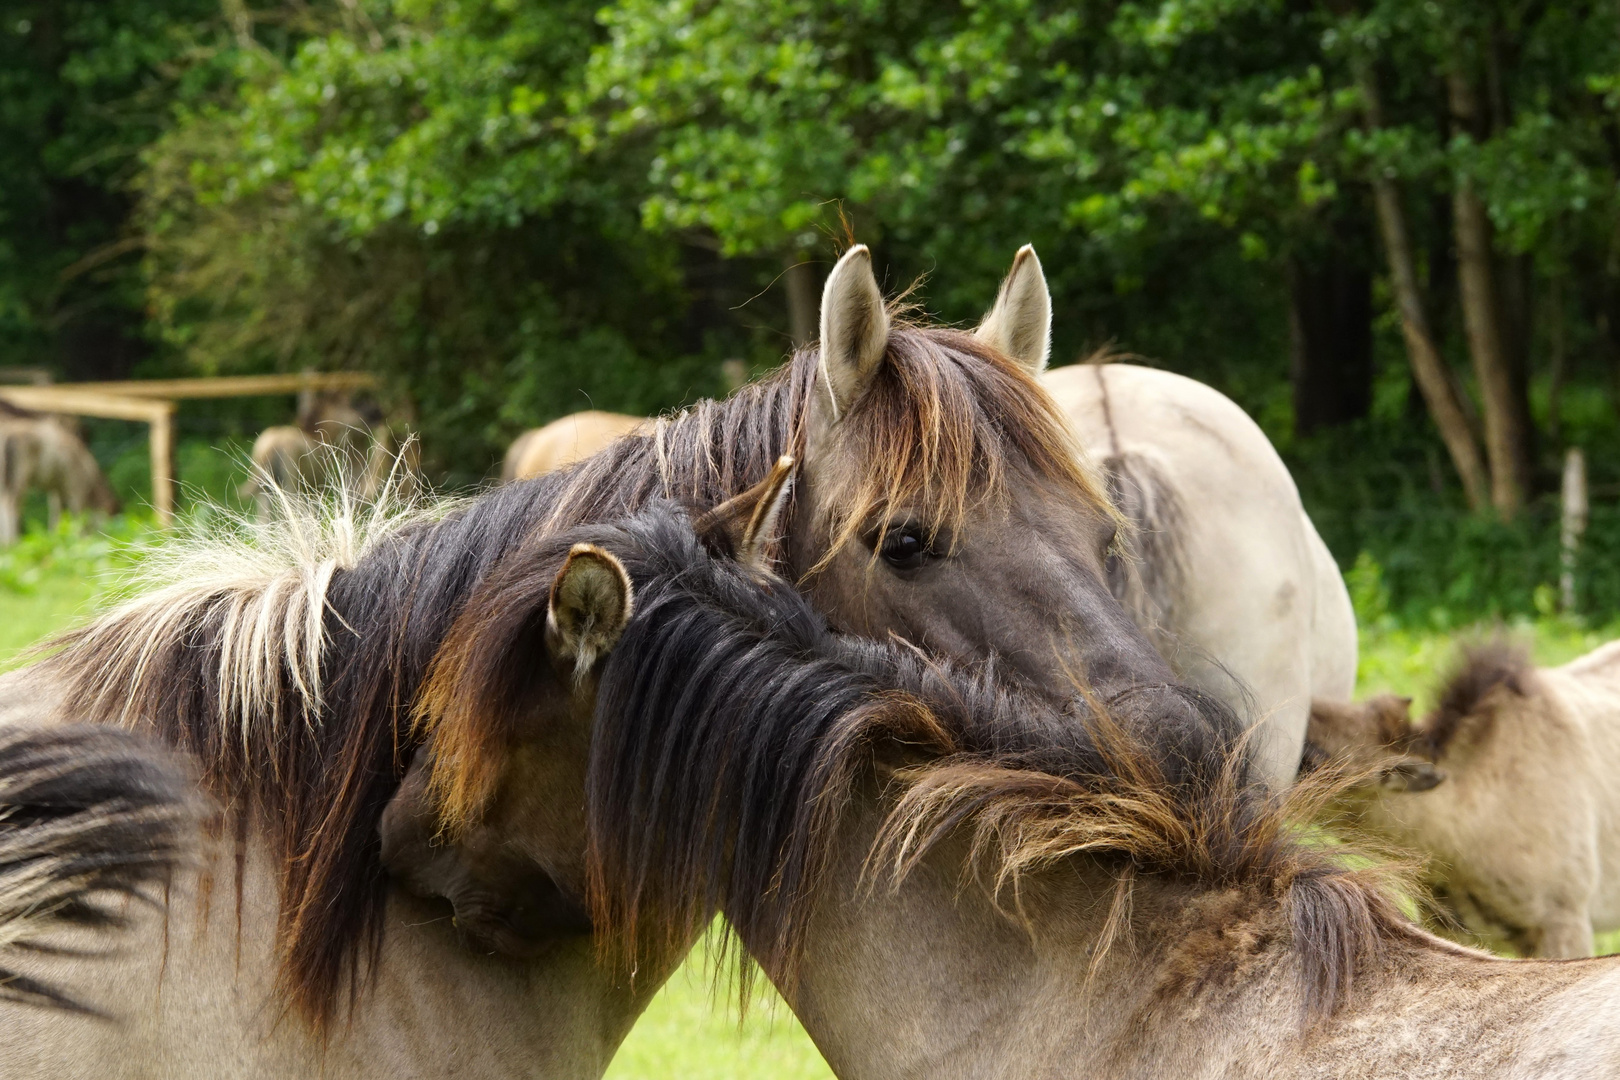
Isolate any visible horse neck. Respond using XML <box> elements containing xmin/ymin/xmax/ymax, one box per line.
<box><xmin>766</xmin><ymin>797</ymin><xmax>1620</xmax><ymax>1079</ymax></box>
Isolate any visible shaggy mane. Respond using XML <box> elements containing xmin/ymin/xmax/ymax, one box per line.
<box><xmin>1423</xmin><ymin>639</ymin><xmax>1533</xmax><ymax>756</ymax></box>
<box><xmin>426</xmin><ymin>503</ymin><xmax>1406</xmax><ymax>1021</ymax></box>
<box><xmin>0</xmin><ymin>724</ymin><xmax>197</xmax><ymax>1014</ymax></box>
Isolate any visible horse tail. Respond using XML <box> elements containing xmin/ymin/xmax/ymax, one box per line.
<box><xmin>1100</xmin><ymin>451</ymin><xmax>1184</xmax><ymax>661</ymax></box>
<box><xmin>0</xmin><ymin>724</ymin><xmax>198</xmax><ymax>1014</ymax></box>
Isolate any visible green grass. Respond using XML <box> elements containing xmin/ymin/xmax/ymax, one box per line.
<box><xmin>4</xmin><ymin>515</ymin><xmax>1616</xmax><ymax>1067</ymax></box>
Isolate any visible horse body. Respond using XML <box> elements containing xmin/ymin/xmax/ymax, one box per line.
<box><xmin>502</xmin><ymin>411</ymin><xmax>644</xmax><ymax>481</ymax></box>
<box><xmin>1309</xmin><ymin>640</ymin><xmax>1620</xmax><ymax>958</ymax></box>
<box><xmin>1044</xmin><ymin>362</ymin><xmax>1356</xmax><ymax>785</ymax></box>
<box><xmin>399</xmin><ymin>492</ymin><xmax>1620</xmax><ymax>1080</ymax></box>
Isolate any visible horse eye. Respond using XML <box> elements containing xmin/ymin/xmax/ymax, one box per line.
<box><xmin>879</xmin><ymin>525</ymin><xmax>934</xmax><ymax>571</ymax></box>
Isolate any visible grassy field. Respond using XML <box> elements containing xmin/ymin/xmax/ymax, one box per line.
<box><xmin>3</xmin><ymin>515</ymin><xmax>1614</xmax><ymax>1074</ymax></box>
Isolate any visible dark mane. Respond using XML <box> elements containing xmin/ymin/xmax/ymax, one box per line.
<box><xmin>29</xmin><ymin>319</ymin><xmax>1099</xmax><ymax>1030</ymax></box>
<box><xmin>1423</xmin><ymin>640</ymin><xmax>1533</xmax><ymax>756</ymax></box>
<box><xmin>0</xmin><ymin>724</ymin><xmax>197</xmax><ymax>1014</ymax></box>
<box><xmin>426</xmin><ymin>502</ymin><xmax>1403</xmax><ymax>1020</ymax></box>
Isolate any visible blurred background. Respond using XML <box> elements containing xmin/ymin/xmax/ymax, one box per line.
<box><xmin>5</xmin><ymin>2</ymin><xmax>1620</xmax><ymax>1070</ymax></box>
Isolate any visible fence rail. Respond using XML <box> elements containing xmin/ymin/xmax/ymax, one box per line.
<box><xmin>0</xmin><ymin>373</ymin><xmax>377</xmax><ymax>526</ymax></box>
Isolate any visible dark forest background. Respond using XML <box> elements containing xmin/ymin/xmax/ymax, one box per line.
<box><xmin>7</xmin><ymin>0</ymin><xmax>1620</xmax><ymax>624</ymax></box>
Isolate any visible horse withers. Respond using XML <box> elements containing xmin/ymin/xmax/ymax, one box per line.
<box><xmin>1308</xmin><ymin>638</ymin><xmax>1620</xmax><ymax>958</ymax></box>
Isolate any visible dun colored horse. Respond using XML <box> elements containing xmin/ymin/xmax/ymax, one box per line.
<box><xmin>0</xmin><ymin>244</ymin><xmax>1174</xmax><ymax>1074</ymax></box>
<box><xmin>1308</xmin><ymin>638</ymin><xmax>1620</xmax><ymax>958</ymax></box>
<box><xmin>502</xmin><ymin>411</ymin><xmax>644</xmax><ymax>482</ymax></box>
<box><xmin>0</xmin><ymin>409</ymin><xmax>119</xmax><ymax>543</ymax></box>
<box><xmin>500</xmin><ymin>249</ymin><xmax>1353</xmax><ymax>785</ymax></box>
<box><xmin>407</xmin><ymin>507</ymin><xmax>1620</xmax><ymax>1080</ymax></box>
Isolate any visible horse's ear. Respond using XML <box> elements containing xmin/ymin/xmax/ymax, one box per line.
<box><xmin>817</xmin><ymin>245</ymin><xmax>890</xmax><ymax>420</ymax></box>
<box><xmin>546</xmin><ymin>544</ymin><xmax>633</xmax><ymax>682</ymax></box>
<box><xmin>975</xmin><ymin>244</ymin><xmax>1051</xmax><ymax>373</ymax></box>
<box><xmin>694</xmin><ymin>455</ymin><xmax>797</xmax><ymax>574</ymax></box>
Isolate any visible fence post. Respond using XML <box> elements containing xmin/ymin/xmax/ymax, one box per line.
<box><xmin>1561</xmin><ymin>446</ymin><xmax>1588</xmax><ymax>614</ymax></box>
<box><xmin>149</xmin><ymin>402</ymin><xmax>177</xmax><ymax>528</ymax></box>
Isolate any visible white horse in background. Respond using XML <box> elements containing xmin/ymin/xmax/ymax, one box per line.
<box><xmin>1043</xmin><ymin>359</ymin><xmax>1356</xmax><ymax>785</ymax></box>
<box><xmin>970</xmin><ymin>246</ymin><xmax>1356</xmax><ymax>786</ymax></box>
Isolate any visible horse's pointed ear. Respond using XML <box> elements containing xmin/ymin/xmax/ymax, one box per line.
<box><xmin>695</xmin><ymin>455</ymin><xmax>797</xmax><ymax>574</ymax></box>
<box><xmin>975</xmin><ymin>244</ymin><xmax>1051</xmax><ymax>373</ymax></box>
<box><xmin>546</xmin><ymin>544</ymin><xmax>633</xmax><ymax>683</ymax></box>
<box><xmin>818</xmin><ymin>245</ymin><xmax>890</xmax><ymax>420</ymax></box>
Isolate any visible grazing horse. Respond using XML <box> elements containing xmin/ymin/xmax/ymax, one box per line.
<box><xmin>0</xmin><ymin>413</ymin><xmax>119</xmax><ymax>543</ymax></box>
<box><xmin>243</xmin><ymin>392</ymin><xmax>418</xmax><ymax>517</ymax></box>
<box><xmin>406</xmin><ymin>512</ymin><xmax>1620</xmax><ymax>1080</ymax></box>
<box><xmin>1307</xmin><ymin>639</ymin><xmax>1620</xmax><ymax>958</ymax></box>
<box><xmin>0</xmin><ymin>243</ymin><xmax>1169</xmax><ymax>1074</ymax></box>
<box><xmin>502</xmin><ymin>411</ymin><xmax>645</xmax><ymax>481</ymax></box>
<box><xmin>491</xmin><ymin>249</ymin><xmax>1352</xmax><ymax>784</ymax></box>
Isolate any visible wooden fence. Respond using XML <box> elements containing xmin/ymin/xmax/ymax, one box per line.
<box><xmin>0</xmin><ymin>373</ymin><xmax>378</xmax><ymax>526</ymax></box>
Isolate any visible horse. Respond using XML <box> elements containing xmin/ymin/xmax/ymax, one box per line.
<box><xmin>0</xmin><ymin>243</ymin><xmax>1171</xmax><ymax>1074</ymax></box>
<box><xmin>1307</xmin><ymin>638</ymin><xmax>1620</xmax><ymax>958</ymax></box>
<box><xmin>403</xmin><ymin>509</ymin><xmax>1620</xmax><ymax>1080</ymax></box>
<box><xmin>242</xmin><ymin>391</ymin><xmax>418</xmax><ymax>518</ymax></box>
<box><xmin>489</xmin><ymin>249</ymin><xmax>1353</xmax><ymax>785</ymax></box>
<box><xmin>1043</xmin><ymin>360</ymin><xmax>1356</xmax><ymax>785</ymax></box>
<box><xmin>501</xmin><ymin>411</ymin><xmax>645</xmax><ymax>482</ymax></box>
<box><xmin>0</xmin><ymin>411</ymin><xmax>119</xmax><ymax>543</ymax></box>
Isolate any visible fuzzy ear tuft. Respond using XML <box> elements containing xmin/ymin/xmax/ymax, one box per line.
<box><xmin>546</xmin><ymin>544</ymin><xmax>633</xmax><ymax>682</ymax></box>
<box><xmin>975</xmin><ymin>244</ymin><xmax>1052</xmax><ymax>373</ymax></box>
<box><xmin>695</xmin><ymin>455</ymin><xmax>797</xmax><ymax>575</ymax></box>
<box><xmin>817</xmin><ymin>245</ymin><xmax>890</xmax><ymax>419</ymax></box>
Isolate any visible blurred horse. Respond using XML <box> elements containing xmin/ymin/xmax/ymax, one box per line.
<box><xmin>0</xmin><ymin>406</ymin><xmax>119</xmax><ymax>544</ymax></box>
<box><xmin>501</xmin><ymin>410</ymin><xmax>644</xmax><ymax>482</ymax></box>
<box><xmin>243</xmin><ymin>389</ymin><xmax>418</xmax><ymax>516</ymax></box>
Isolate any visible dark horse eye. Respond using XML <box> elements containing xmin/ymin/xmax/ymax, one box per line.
<box><xmin>879</xmin><ymin>525</ymin><xmax>934</xmax><ymax>571</ymax></box>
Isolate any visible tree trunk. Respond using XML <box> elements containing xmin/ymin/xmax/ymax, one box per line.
<box><xmin>1288</xmin><ymin>247</ymin><xmax>1372</xmax><ymax>436</ymax></box>
<box><xmin>784</xmin><ymin>254</ymin><xmax>818</xmax><ymax>348</ymax></box>
<box><xmin>1448</xmin><ymin>67</ymin><xmax>1531</xmax><ymax>519</ymax></box>
<box><xmin>1358</xmin><ymin>60</ymin><xmax>1490</xmax><ymax>510</ymax></box>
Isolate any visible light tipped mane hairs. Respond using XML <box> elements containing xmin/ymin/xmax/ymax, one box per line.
<box><xmin>40</xmin><ymin>456</ymin><xmax>441</xmax><ymax>738</ymax></box>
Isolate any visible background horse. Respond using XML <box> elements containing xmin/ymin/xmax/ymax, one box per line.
<box><xmin>0</xmin><ymin>244</ymin><xmax>1178</xmax><ymax>1074</ymax></box>
<box><xmin>501</xmin><ymin>410</ymin><xmax>644</xmax><ymax>482</ymax></box>
<box><xmin>1308</xmin><ymin>638</ymin><xmax>1620</xmax><ymax>958</ymax></box>
<box><xmin>0</xmin><ymin>407</ymin><xmax>119</xmax><ymax>544</ymax></box>
<box><xmin>411</xmin><ymin>513</ymin><xmax>1620</xmax><ymax>1080</ymax></box>
<box><xmin>242</xmin><ymin>389</ymin><xmax>418</xmax><ymax>517</ymax></box>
